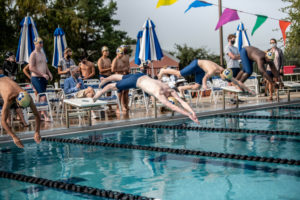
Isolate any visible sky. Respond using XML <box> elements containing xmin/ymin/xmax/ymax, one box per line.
<box><xmin>114</xmin><ymin>0</ymin><xmax>290</xmax><ymax>54</ymax></box>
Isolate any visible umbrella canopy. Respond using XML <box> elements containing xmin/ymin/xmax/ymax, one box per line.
<box><xmin>139</xmin><ymin>18</ymin><xmax>163</xmax><ymax>76</ymax></box>
<box><xmin>16</xmin><ymin>15</ymin><xmax>40</xmax><ymax>64</ymax></box>
<box><xmin>134</xmin><ymin>30</ymin><xmax>143</xmax><ymax>65</ymax></box>
<box><xmin>52</xmin><ymin>27</ymin><xmax>68</xmax><ymax>68</ymax></box>
<box><xmin>234</xmin><ymin>22</ymin><xmax>251</xmax><ymax>52</ymax></box>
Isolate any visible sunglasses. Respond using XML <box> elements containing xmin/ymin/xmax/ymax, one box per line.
<box><xmin>39</xmin><ymin>41</ymin><xmax>43</xmax><ymax>44</ymax></box>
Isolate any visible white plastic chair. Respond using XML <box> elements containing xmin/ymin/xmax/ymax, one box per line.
<box><xmin>129</xmin><ymin>89</ymin><xmax>149</xmax><ymax>112</ymax></box>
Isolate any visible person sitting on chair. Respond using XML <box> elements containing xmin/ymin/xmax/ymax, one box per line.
<box><xmin>64</xmin><ymin>65</ymin><xmax>95</xmax><ymax>98</ymax></box>
<box><xmin>0</xmin><ymin>74</ymin><xmax>41</xmax><ymax>148</ymax></box>
<box><xmin>93</xmin><ymin>73</ymin><xmax>200</xmax><ymax>123</ymax></box>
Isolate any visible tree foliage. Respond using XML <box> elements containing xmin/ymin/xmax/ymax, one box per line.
<box><xmin>0</xmin><ymin>0</ymin><xmax>135</xmax><ymax>81</ymax></box>
<box><xmin>281</xmin><ymin>0</ymin><xmax>300</xmax><ymax>66</ymax></box>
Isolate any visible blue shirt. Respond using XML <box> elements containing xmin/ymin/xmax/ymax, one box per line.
<box><xmin>64</xmin><ymin>76</ymin><xmax>86</xmax><ymax>94</ymax></box>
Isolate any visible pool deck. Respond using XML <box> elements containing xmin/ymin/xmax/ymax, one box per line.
<box><xmin>1</xmin><ymin>92</ymin><xmax>300</xmax><ymax>146</ymax></box>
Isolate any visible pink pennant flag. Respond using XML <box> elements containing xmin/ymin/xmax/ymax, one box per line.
<box><xmin>215</xmin><ymin>8</ymin><xmax>240</xmax><ymax>30</ymax></box>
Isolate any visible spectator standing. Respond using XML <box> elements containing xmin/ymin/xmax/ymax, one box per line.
<box><xmin>97</xmin><ymin>46</ymin><xmax>112</xmax><ymax>85</ymax></box>
<box><xmin>112</xmin><ymin>47</ymin><xmax>129</xmax><ymax>113</ymax></box>
<box><xmin>79</xmin><ymin>54</ymin><xmax>95</xmax><ymax>80</ymax></box>
<box><xmin>265</xmin><ymin>38</ymin><xmax>284</xmax><ymax>100</ymax></box>
<box><xmin>224</xmin><ymin>34</ymin><xmax>240</xmax><ymax>79</ymax></box>
<box><xmin>29</xmin><ymin>37</ymin><xmax>53</xmax><ymax>122</ymax></box>
<box><xmin>57</xmin><ymin>48</ymin><xmax>75</xmax><ymax>80</ymax></box>
<box><xmin>2</xmin><ymin>51</ymin><xmax>18</xmax><ymax>80</ymax></box>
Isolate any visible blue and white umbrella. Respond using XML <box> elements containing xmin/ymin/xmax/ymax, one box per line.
<box><xmin>16</xmin><ymin>15</ymin><xmax>39</xmax><ymax>64</ymax></box>
<box><xmin>134</xmin><ymin>30</ymin><xmax>143</xmax><ymax>66</ymax></box>
<box><xmin>234</xmin><ymin>22</ymin><xmax>251</xmax><ymax>52</ymax></box>
<box><xmin>52</xmin><ymin>27</ymin><xmax>68</xmax><ymax>68</ymax></box>
<box><xmin>139</xmin><ymin>18</ymin><xmax>163</xmax><ymax>77</ymax></box>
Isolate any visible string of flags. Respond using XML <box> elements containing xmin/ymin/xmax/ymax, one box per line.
<box><xmin>155</xmin><ymin>0</ymin><xmax>291</xmax><ymax>45</ymax></box>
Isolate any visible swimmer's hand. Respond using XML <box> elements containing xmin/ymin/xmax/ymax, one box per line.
<box><xmin>189</xmin><ymin>113</ymin><xmax>200</xmax><ymax>124</ymax></box>
<box><xmin>92</xmin><ymin>97</ymin><xmax>97</xmax><ymax>102</ymax></box>
<box><xmin>202</xmin><ymin>84</ymin><xmax>208</xmax><ymax>91</ymax></box>
<box><xmin>13</xmin><ymin>136</ymin><xmax>24</xmax><ymax>148</ymax></box>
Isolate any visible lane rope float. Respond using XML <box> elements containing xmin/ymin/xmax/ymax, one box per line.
<box><xmin>42</xmin><ymin>137</ymin><xmax>300</xmax><ymax>166</ymax></box>
<box><xmin>218</xmin><ymin>114</ymin><xmax>300</xmax><ymax>120</ymax></box>
<box><xmin>140</xmin><ymin>124</ymin><xmax>300</xmax><ymax>136</ymax></box>
<box><xmin>0</xmin><ymin>171</ymin><xmax>156</xmax><ymax>200</ymax></box>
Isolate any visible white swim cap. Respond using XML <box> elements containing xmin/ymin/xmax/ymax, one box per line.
<box><xmin>222</xmin><ymin>68</ymin><xmax>233</xmax><ymax>80</ymax></box>
<box><xmin>16</xmin><ymin>92</ymin><xmax>31</xmax><ymax>108</ymax></box>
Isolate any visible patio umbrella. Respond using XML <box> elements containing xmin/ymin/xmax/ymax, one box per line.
<box><xmin>234</xmin><ymin>22</ymin><xmax>251</xmax><ymax>52</ymax></box>
<box><xmin>139</xmin><ymin>18</ymin><xmax>164</xmax><ymax>77</ymax></box>
<box><xmin>16</xmin><ymin>15</ymin><xmax>40</xmax><ymax>64</ymax></box>
<box><xmin>52</xmin><ymin>26</ymin><xmax>68</xmax><ymax>68</ymax></box>
<box><xmin>134</xmin><ymin>30</ymin><xmax>143</xmax><ymax>65</ymax></box>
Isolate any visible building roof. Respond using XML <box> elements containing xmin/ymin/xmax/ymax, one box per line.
<box><xmin>129</xmin><ymin>45</ymin><xmax>179</xmax><ymax>68</ymax></box>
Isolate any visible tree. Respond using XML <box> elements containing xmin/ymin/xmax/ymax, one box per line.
<box><xmin>281</xmin><ymin>0</ymin><xmax>300</xmax><ymax>67</ymax></box>
<box><xmin>0</xmin><ymin>0</ymin><xmax>135</xmax><ymax>82</ymax></box>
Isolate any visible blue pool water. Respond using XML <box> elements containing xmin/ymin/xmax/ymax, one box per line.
<box><xmin>0</xmin><ymin>107</ymin><xmax>300</xmax><ymax>200</ymax></box>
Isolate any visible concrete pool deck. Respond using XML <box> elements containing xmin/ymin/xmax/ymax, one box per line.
<box><xmin>1</xmin><ymin>92</ymin><xmax>300</xmax><ymax>146</ymax></box>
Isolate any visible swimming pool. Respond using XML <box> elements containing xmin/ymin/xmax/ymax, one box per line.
<box><xmin>0</xmin><ymin>106</ymin><xmax>299</xmax><ymax>199</ymax></box>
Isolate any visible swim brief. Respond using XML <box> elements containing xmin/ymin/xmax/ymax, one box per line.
<box><xmin>240</xmin><ymin>48</ymin><xmax>253</xmax><ymax>75</ymax></box>
<box><xmin>180</xmin><ymin>59</ymin><xmax>205</xmax><ymax>84</ymax></box>
<box><xmin>116</xmin><ymin>73</ymin><xmax>146</xmax><ymax>92</ymax></box>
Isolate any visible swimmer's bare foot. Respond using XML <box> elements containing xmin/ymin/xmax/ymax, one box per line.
<box><xmin>13</xmin><ymin>137</ymin><xmax>24</xmax><ymax>148</ymax></box>
<box><xmin>157</xmin><ymin>69</ymin><xmax>165</xmax><ymax>80</ymax></box>
<box><xmin>268</xmin><ymin>96</ymin><xmax>273</xmax><ymax>101</ymax></box>
<box><xmin>34</xmin><ymin>132</ymin><xmax>41</xmax><ymax>144</ymax></box>
<box><xmin>116</xmin><ymin>109</ymin><xmax>121</xmax><ymax>114</ymax></box>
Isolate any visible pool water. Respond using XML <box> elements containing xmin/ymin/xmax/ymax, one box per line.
<box><xmin>0</xmin><ymin>107</ymin><xmax>299</xmax><ymax>200</ymax></box>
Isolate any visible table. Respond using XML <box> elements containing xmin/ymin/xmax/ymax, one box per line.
<box><xmin>63</xmin><ymin>98</ymin><xmax>107</xmax><ymax>128</ymax></box>
<box><xmin>221</xmin><ymin>86</ymin><xmax>243</xmax><ymax>109</ymax></box>
<box><xmin>277</xmin><ymin>81</ymin><xmax>300</xmax><ymax>102</ymax></box>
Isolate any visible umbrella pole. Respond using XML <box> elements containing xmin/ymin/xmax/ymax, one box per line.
<box><xmin>151</xmin><ymin>62</ymin><xmax>154</xmax><ymax>78</ymax></box>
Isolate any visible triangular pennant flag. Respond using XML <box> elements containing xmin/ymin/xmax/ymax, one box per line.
<box><xmin>156</xmin><ymin>0</ymin><xmax>178</xmax><ymax>8</ymax></box>
<box><xmin>184</xmin><ymin>0</ymin><xmax>212</xmax><ymax>13</ymax></box>
<box><xmin>279</xmin><ymin>20</ymin><xmax>291</xmax><ymax>46</ymax></box>
<box><xmin>215</xmin><ymin>8</ymin><xmax>240</xmax><ymax>30</ymax></box>
<box><xmin>251</xmin><ymin>15</ymin><xmax>268</xmax><ymax>35</ymax></box>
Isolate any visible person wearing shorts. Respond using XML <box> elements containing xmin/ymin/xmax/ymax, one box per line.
<box><xmin>29</xmin><ymin>37</ymin><xmax>53</xmax><ymax>122</ymax></box>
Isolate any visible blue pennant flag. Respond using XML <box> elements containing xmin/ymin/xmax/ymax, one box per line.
<box><xmin>185</xmin><ymin>0</ymin><xmax>212</xmax><ymax>13</ymax></box>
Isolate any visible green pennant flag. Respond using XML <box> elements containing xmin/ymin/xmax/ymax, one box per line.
<box><xmin>251</xmin><ymin>15</ymin><xmax>268</xmax><ymax>35</ymax></box>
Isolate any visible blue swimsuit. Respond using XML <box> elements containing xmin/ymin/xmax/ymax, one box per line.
<box><xmin>240</xmin><ymin>48</ymin><xmax>253</xmax><ymax>75</ymax></box>
<box><xmin>180</xmin><ymin>59</ymin><xmax>205</xmax><ymax>84</ymax></box>
<box><xmin>116</xmin><ymin>73</ymin><xmax>146</xmax><ymax>92</ymax></box>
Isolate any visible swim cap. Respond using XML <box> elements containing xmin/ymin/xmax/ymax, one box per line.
<box><xmin>102</xmin><ymin>46</ymin><xmax>109</xmax><ymax>52</ymax></box>
<box><xmin>16</xmin><ymin>92</ymin><xmax>31</xmax><ymax>108</ymax></box>
<box><xmin>168</xmin><ymin>97</ymin><xmax>178</xmax><ymax>105</ymax></box>
<box><xmin>222</xmin><ymin>68</ymin><xmax>233</xmax><ymax>80</ymax></box>
<box><xmin>33</xmin><ymin>37</ymin><xmax>43</xmax><ymax>44</ymax></box>
<box><xmin>266</xmin><ymin>51</ymin><xmax>275</xmax><ymax>60</ymax></box>
<box><xmin>116</xmin><ymin>47</ymin><xmax>124</xmax><ymax>54</ymax></box>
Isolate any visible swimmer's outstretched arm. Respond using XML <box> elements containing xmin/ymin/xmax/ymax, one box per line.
<box><xmin>155</xmin><ymin>93</ymin><xmax>199</xmax><ymax>124</ymax></box>
<box><xmin>1</xmin><ymin>101</ymin><xmax>24</xmax><ymax>148</ymax></box>
<box><xmin>93</xmin><ymin>82</ymin><xmax>117</xmax><ymax>102</ymax></box>
<box><xmin>99</xmin><ymin>74</ymin><xmax>123</xmax><ymax>88</ymax></box>
<box><xmin>231</xmin><ymin>78</ymin><xmax>255</xmax><ymax>95</ymax></box>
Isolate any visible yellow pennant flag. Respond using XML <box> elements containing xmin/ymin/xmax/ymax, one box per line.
<box><xmin>156</xmin><ymin>0</ymin><xmax>178</xmax><ymax>8</ymax></box>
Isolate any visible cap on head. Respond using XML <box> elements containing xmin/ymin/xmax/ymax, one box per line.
<box><xmin>5</xmin><ymin>51</ymin><xmax>14</xmax><ymax>59</ymax></box>
<box><xmin>116</xmin><ymin>47</ymin><xmax>124</xmax><ymax>54</ymax></box>
<box><xmin>16</xmin><ymin>92</ymin><xmax>31</xmax><ymax>108</ymax></box>
<box><xmin>101</xmin><ymin>46</ymin><xmax>109</xmax><ymax>52</ymax></box>
<box><xmin>266</xmin><ymin>51</ymin><xmax>275</xmax><ymax>61</ymax></box>
<box><xmin>222</xmin><ymin>68</ymin><xmax>233</xmax><ymax>80</ymax></box>
<box><xmin>33</xmin><ymin>37</ymin><xmax>43</xmax><ymax>44</ymax></box>
<box><xmin>168</xmin><ymin>97</ymin><xmax>178</xmax><ymax>105</ymax></box>
<box><xmin>64</xmin><ymin>48</ymin><xmax>71</xmax><ymax>54</ymax></box>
